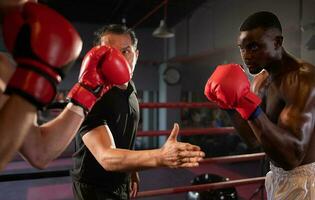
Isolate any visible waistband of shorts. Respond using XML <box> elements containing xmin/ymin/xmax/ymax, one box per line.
<box><xmin>270</xmin><ymin>162</ymin><xmax>315</xmax><ymax>177</ymax></box>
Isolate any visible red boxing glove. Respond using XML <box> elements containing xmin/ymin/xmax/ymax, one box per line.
<box><xmin>67</xmin><ymin>45</ymin><xmax>131</xmax><ymax>114</ymax></box>
<box><xmin>3</xmin><ymin>2</ymin><xmax>82</xmax><ymax>108</ymax></box>
<box><xmin>204</xmin><ymin>64</ymin><xmax>262</xmax><ymax>120</ymax></box>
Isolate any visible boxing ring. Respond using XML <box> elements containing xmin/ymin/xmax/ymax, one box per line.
<box><xmin>137</xmin><ymin>102</ymin><xmax>266</xmax><ymax>199</ymax></box>
<box><xmin>0</xmin><ymin>101</ymin><xmax>268</xmax><ymax>200</ymax></box>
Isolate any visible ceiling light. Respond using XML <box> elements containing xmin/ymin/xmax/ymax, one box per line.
<box><xmin>152</xmin><ymin>20</ymin><xmax>174</xmax><ymax>38</ymax></box>
<box><xmin>152</xmin><ymin>0</ymin><xmax>174</xmax><ymax>38</ymax></box>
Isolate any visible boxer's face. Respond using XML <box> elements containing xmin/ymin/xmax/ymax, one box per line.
<box><xmin>238</xmin><ymin>27</ymin><xmax>280</xmax><ymax>75</ymax></box>
<box><xmin>100</xmin><ymin>33</ymin><xmax>138</xmax><ymax>78</ymax></box>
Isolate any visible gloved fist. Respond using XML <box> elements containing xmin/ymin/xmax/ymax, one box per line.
<box><xmin>67</xmin><ymin>45</ymin><xmax>131</xmax><ymax>114</ymax></box>
<box><xmin>3</xmin><ymin>2</ymin><xmax>82</xmax><ymax>108</ymax></box>
<box><xmin>204</xmin><ymin>64</ymin><xmax>262</xmax><ymax>120</ymax></box>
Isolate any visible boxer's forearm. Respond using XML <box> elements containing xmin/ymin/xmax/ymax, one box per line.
<box><xmin>226</xmin><ymin>110</ymin><xmax>260</xmax><ymax>148</ymax></box>
<box><xmin>20</xmin><ymin>103</ymin><xmax>84</xmax><ymax>169</ymax></box>
<box><xmin>0</xmin><ymin>95</ymin><xmax>36</xmax><ymax>170</ymax></box>
<box><xmin>95</xmin><ymin>148</ymin><xmax>162</xmax><ymax>172</ymax></box>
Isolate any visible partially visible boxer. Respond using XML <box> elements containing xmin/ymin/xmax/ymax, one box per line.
<box><xmin>204</xmin><ymin>11</ymin><xmax>315</xmax><ymax>199</ymax></box>
<box><xmin>0</xmin><ymin>2</ymin><xmax>131</xmax><ymax>171</ymax></box>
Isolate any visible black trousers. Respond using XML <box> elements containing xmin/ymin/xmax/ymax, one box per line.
<box><xmin>72</xmin><ymin>181</ymin><xmax>129</xmax><ymax>200</ymax></box>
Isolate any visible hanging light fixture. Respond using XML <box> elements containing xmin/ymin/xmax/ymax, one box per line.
<box><xmin>152</xmin><ymin>0</ymin><xmax>175</xmax><ymax>38</ymax></box>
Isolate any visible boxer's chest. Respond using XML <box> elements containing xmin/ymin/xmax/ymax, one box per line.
<box><xmin>253</xmin><ymin>76</ymin><xmax>285</xmax><ymax>123</ymax></box>
<box><xmin>263</xmin><ymin>83</ymin><xmax>285</xmax><ymax>123</ymax></box>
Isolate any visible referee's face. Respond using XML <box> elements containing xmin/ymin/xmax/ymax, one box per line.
<box><xmin>101</xmin><ymin>33</ymin><xmax>139</xmax><ymax>78</ymax></box>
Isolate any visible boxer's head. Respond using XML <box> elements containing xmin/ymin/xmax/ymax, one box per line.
<box><xmin>238</xmin><ymin>11</ymin><xmax>283</xmax><ymax>74</ymax></box>
<box><xmin>94</xmin><ymin>24</ymin><xmax>139</xmax><ymax>78</ymax></box>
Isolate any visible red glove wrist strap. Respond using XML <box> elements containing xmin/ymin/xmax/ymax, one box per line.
<box><xmin>67</xmin><ymin>83</ymin><xmax>98</xmax><ymax>114</ymax></box>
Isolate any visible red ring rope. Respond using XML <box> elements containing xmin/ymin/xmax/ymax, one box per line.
<box><xmin>201</xmin><ymin>153</ymin><xmax>266</xmax><ymax>164</ymax></box>
<box><xmin>140</xmin><ymin>102</ymin><xmax>217</xmax><ymax>109</ymax></box>
<box><xmin>137</xmin><ymin>127</ymin><xmax>235</xmax><ymax>137</ymax></box>
<box><xmin>136</xmin><ymin>177</ymin><xmax>265</xmax><ymax>198</ymax></box>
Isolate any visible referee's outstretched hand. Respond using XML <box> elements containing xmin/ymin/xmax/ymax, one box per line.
<box><xmin>159</xmin><ymin>123</ymin><xmax>205</xmax><ymax>168</ymax></box>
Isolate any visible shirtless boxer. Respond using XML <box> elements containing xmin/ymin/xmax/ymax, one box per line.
<box><xmin>204</xmin><ymin>11</ymin><xmax>315</xmax><ymax>199</ymax></box>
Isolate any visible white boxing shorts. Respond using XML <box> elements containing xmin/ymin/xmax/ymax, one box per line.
<box><xmin>265</xmin><ymin>162</ymin><xmax>315</xmax><ymax>200</ymax></box>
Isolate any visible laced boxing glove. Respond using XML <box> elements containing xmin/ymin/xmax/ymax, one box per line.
<box><xmin>204</xmin><ymin>64</ymin><xmax>262</xmax><ymax>120</ymax></box>
<box><xmin>3</xmin><ymin>2</ymin><xmax>82</xmax><ymax>107</ymax></box>
<box><xmin>67</xmin><ymin>45</ymin><xmax>131</xmax><ymax>114</ymax></box>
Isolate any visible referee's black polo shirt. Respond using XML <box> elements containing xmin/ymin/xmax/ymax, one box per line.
<box><xmin>71</xmin><ymin>81</ymin><xmax>139</xmax><ymax>189</ymax></box>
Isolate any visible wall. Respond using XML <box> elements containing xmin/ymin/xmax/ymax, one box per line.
<box><xmin>175</xmin><ymin>0</ymin><xmax>315</xmax><ymax>93</ymax></box>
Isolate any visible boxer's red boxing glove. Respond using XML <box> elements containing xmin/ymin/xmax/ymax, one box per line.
<box><xmin>67</xmin><ymin>45</ymin><xmax>131</xmax><ymax>114</ymax></box>
<box><xmin>204</xmin><ymin>64</ymin><xmax>262</xmax><ymax>120</ymax></box>
<box><xmin>3</xmin><ymin>2</ymin><xmax>82</xmax><ymax>107</ymax></box>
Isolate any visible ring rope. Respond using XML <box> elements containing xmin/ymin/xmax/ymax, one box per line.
<box><xmin>201</xmin><ymin>153</ymin><xmax>266</xmax><ymax>164</ymax></box>
<box><xmin>136</xmin><ymin>176</ymin><xmax>266</xmax><ymax>198</ymax></box>
<box><xmin>137</xmin><ymin>127</ymin><xmax>235</xmax><ymax>137</ymax></box>
<box><xmin>0</xmin><ymin>153</ymin><xmax>265</xmax><ymax>182</ymax></box>
<box><xmin>47</xmin><ymin>102</ymin><xmax>217</xmax><ymax>110</ymax></box>
<box><xmin>140</xmin><ymin>102</ymin><xmax>217</xmax><ymax>109</ymax></box>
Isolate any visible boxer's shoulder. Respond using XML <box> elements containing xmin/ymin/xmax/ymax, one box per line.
<box><xmin>252</xmin><ymin>70</ymin><xmax>269</xmax><ymax>94</ymax></box>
